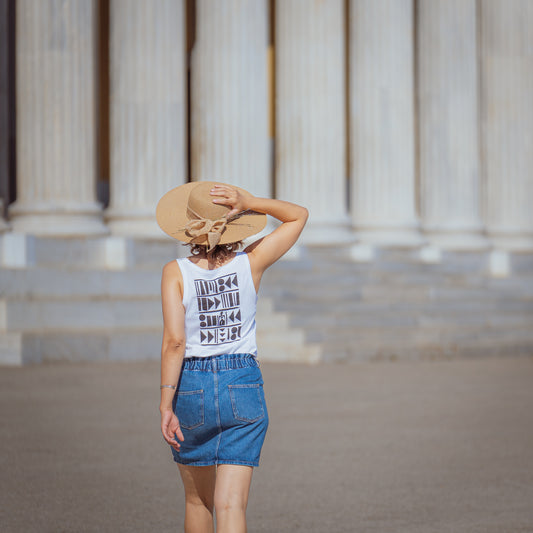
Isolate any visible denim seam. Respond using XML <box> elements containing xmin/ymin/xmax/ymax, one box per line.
<box><xmin>182</xmin><ymin>353</ymin><xmax>259</xmax><ymax>372</ymax></box>
<box><xmin>172</xmin><ymin>457</ymin><xmax>259</xmax><ymax>468</ymax></box>
<box><xmin>213</xmin><ymin>362</ymin><xmax>222</xmax><ymax>463</ymax></box>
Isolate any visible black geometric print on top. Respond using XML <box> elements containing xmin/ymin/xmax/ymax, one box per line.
<box><xmin>194</xmin><ymin>272</ymin><xmax>242</xmax><ymax>346</ymax></box>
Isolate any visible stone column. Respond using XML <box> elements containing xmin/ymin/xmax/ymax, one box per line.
<box><xmin>349</xmin><ymin>0</ymin><xmax>420</xmax><ymax>247</ymax></box>
<box><xmin>105</xmin><ymin>0</ymin><xmax>187</xmax><ymax>237</ymax></box>
<box><xmin>276</xmin><ymin>0</ymin><xmax>351</xmax><ymax>244</ymax></box>
<box><xmin>418</xmin><ymin>0</ymin><xmax>487</xmax><ymax>250</ymax></box>
<box><xmin>191</xmin><ymin>0</ymin><xmax>270</xmax><ymax>198</ymax></box>
<box><xmin>9</xmin><ymin>0</ymin><xmax>107</xmax><ymax>235</ymax></box>
<box><xmin>0</xmin><ymin>0</ymin><xmax>11</xmax><ymax>232</ymax></box>
<box><xmin>481</xmin><ymin>0</ymin><xmax>533</xmax><ymax>250</ymax></box>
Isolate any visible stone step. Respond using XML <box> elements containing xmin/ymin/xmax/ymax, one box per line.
<box><xmin>0</xmin><ymin>297</ymin><xmax>284</xmax><ymax>332</ymax></box>
<box><xmin>288</xmin><ymin>297</ymin><xmax>533</xmax><ymax>316</ymax></box>
<box><xmin>256</xmin><ymin>330</ymin><xmax>321</xmax><ymax>363</ymax></box>
<box><xmin>310</xmin><ymin>324</ymin><xmax>533</xmax><ymax>355</ymax></box>
<box><xmin>510</xmin><ymin>253</ymin><xmax>533</xmax><ymax>273</ymax></box>
<box><xmin>3</xmin><ymin>267</ymin><xmax>531</xmax><ymax>306</ymax></box>
<box><xmin>305</xmin><ymin>247</ymin><xmax>492</xmax><ymax>274</ymax></box>
<box><xmin>262</xmin><ymin>273</ymin><xmax>533</xmax><ymax>301</ymax></box>
<box><xmin>322</xmin><ymin>337</ymin><xmax>533</xmax><ymax>362</ymax></box>
<box><xmin>286</xmin><ymin>308</ymin><xmax>533</xmax><ymax>331</ymax></box>
<box><xmin>3</xmin><ymin>266</ymin><xmax>531</xmax><ymax>306</ymax></box>
<box><xmin>0</xmin><ymin>291</ymin><xmax>320</xmax><ymax>365</ymax></box>
<box><xmin>0</xmin><ymin>234</ymin><xmax>185</xmax><ymax>270</ymax></box>
<box><xmin>272</xmin><ymin>291</ymin><xmax>533</xmax><ymax>316</ymax></box>
<box><xmin>0</xmin><ymin>267</ymin><xmax>162</xmax><ymax>298</ymax></box>
<box><xmin>0</xmin><ymin>328</ymin><xmax>320</xmax><ymax>366</ymax></box>
<box><xmin>4</xmin><ymin>234</ymin><xmax>532</xmax><ymax>277</ymax></box>
<box><xmin>262</xmin><ymin>271</ymin><xmax>533</xmax><ymax>294</ymax></box>
<box><xmin>319</xmin><ymin>326</ymin><xmax>533</xmax><ymax>362</ymax></box>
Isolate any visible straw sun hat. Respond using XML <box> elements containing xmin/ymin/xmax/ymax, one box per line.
<box><xmin>156</xmin><ymin>181</ymin><xmax>267</xmax><ymax>251</ymax></box>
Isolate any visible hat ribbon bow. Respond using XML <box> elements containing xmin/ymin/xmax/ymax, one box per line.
<box><xmin>181</xmin><ymin>217</ymin><xmax>228</xmax><ymax>252</ymax></box>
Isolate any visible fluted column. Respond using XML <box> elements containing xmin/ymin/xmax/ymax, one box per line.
<box><xmin>276</xmin><ymin>0</ymin><xmax>350</xmax><ymax>244</ymax></box>
<box><xmin>349</xmin><ymin>0</ymin><xmax>420</xmax><ymax>246</ymax></box>
<box><xmin>9</xmin><ymin>0</ymin><xmax>106</xmax><ymax>235</ymax></box>
<box><xmin>0</xmin><ymin>0</ymin><xmax>11</xmax><ymax>232</ymax></box>
<box><xmin>105</xmin><ymin>0</ymin><xmax>187</xmax><ymax>237</ymax></box>
<box><xmin>191</xmin><ymin>0</ymin><xmax>270</xmax><ymax>198</ymax></box>
<box><xmin>481</xmin><ymin>0</ymin><xmax>533</xmax><ymax>250</ymax></box>
<box><xmin>418</xmin><ymin>0</ymin><xmax>487</xmax><ymax>250</ymax></box>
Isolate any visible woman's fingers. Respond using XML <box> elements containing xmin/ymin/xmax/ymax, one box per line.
<box><xmin>226</xmin><ymin>207</ymin><xmax>240</xmax><ymax>219</ymax></box>
<box><xmin>211</xmin><ymin>196</ymin><xmax>232</xmax><ymax>206</ymax></box>
<box><xmin>210</xmin><ymin>185</ymin><xmax>244</xmax><ymax>216</ymax></box>
<box><xmin>211</xmin><ymin>184</ymin><xmax>233</xmax><ymax>193</ymax></box>
<box><xmin>161</xmin><ymin>411</ymin><xmax>182</xmax><ymax>450</ymax></box>
<box><xmin>174</xmin><ymin>426</ymin><xmax>185</xmax><ymax>443</ymax></box>
<box><xmin>210</xmin><ymin>187</ymin><xmax>236</xmax><ymax>205</ymax></box>
<box><xmin>162</xmin><ymin>427</ymin><xmax>178</xmax><ymax>448</ymax></box>
<box><xmin>210</xmin><ymin>185</ymin><xmax>233</xmax><ymax>196</ymax></box>
<box><xmin>162</xmin><ymin>421</ymin><xmax>177</xmax><ymax>444</ymax></box>
<box><xmin>169</xmin><ymin>416</ymin><xmax>185</xmax><ymax>442</ymax></box>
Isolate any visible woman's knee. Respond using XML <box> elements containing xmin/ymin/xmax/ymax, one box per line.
<box><xmin>213</xmin><ymin>464</ymin><xmax>253</xmax><ymax>516</ymax></box>
<box><xmin>214</xmin><ymin>492</ymin><xmax>247</xmax><ymax>516</ymax></box>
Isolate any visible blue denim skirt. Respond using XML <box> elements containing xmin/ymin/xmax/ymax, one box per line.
<box><xmin>170</xmin><ymin>353</ymin><xmax>269</xmax><ymax>467</ymax></box>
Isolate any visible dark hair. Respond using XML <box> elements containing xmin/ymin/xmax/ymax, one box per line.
<box><xmin>184</xmin><ymin>241</ymin><xmax>244</xmax><ymax>263</ymax></box>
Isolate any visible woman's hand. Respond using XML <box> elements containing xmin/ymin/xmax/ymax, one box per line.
<box><xmin>210</xmin><ymin>185</ymin><xmax>250</xmax><ymax>219</ymax></box>
<box><xmin>161</xmin><ymin>408</ymin><xmax>184</xmax><ymax>452</ymax></box>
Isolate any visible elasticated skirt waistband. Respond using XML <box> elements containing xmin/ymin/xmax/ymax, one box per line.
<box><xmin>182</xmin><ymin>353</ymin><xmax>259</xmax><ymax>372</ymax></box>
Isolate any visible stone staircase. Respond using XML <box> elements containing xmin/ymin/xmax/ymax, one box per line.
<box><xmin>1</xmin><ymin>235</ymin><xmax>532</xmax><ymax>365</ymax></box>
<box><xmin>0</xmin><ymin>235</ymin><xmax>320</xmax><ymax>365</ymax></box>
<box><xmin>261</xmin><ymin>246</ymin><xmax>533</xmax><ymax>361</ymax></box>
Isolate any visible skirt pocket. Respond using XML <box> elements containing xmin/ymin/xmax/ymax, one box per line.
<box><xmin>228</xmin><ymin>384</ymin><xmax>265</xmax><ymax>423</ymax></box>
<box><xmin>176</xmin><ymin>389</ymin><xmax>205</xmax><ymax>430</ymax></box>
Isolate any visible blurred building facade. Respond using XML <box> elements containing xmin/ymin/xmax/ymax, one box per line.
<box><xmin>1</xmin><ymin>0</ymin><xmax>532</xmax><ymax>365</ymax></box>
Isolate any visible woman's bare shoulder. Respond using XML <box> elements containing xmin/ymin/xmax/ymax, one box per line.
<box><xmin>162</xmin><ymin>259</ymin><xmax>184</xmax><ymax>281</ymax></box>
<box><xmin>161</xmin><ymin>260</ymin><xmax>184</xmax><ymax>300</ymax></box>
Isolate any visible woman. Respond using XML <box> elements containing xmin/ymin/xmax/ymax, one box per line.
<box><xmin>157</xmin><ymin>181</ymin><xmax>308</xmax><ymax>533</ymax></box>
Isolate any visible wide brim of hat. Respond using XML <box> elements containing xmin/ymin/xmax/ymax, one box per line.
<box><xmin>156</xmin><ymin>181</ymin><xmax>267</xmax><ymax>246</ymax></box>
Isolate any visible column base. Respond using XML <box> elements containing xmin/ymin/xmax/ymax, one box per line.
<box><xmin>105</xmin><ymin>206</ymin><xmax>181</xmax><ymax>239</ymax></box>
<box><xmin>298</xmin><ymin>221</ymin><xmax>355</xmax><ymax>246</ymax></box>
<box><xmin>0</xmin><ymin>200</ymin><xmax>10</xmax><ymax>233</ymax></box>
<box><xmin>352</xmin><ymin>225</ymin><xmax>425</xmax><ymax>248</ymax></box>
<box><xmin>422</xmin><ymin>228</ymin><xmax>490</xmax><ymax>251</ymax></box>
<box><xmin>106</xmin><ymin>216</ymin><xmax>166</xmax><ymax>239</ymax></box>
<box><xmin>8</xmin><ymin>202</ymin><xmax>108</xmax><ymax>236</ymax></box>
<box><xmin>486</xmin><ymin>230</ymin><xmax>533</xmax><ymax>252</ymax></box>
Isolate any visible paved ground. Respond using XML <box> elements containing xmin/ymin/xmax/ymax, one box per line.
<box><xmin>1</xmin><ymin>355</ymin><xmax>533</xmax><ymax>533</ymax></box>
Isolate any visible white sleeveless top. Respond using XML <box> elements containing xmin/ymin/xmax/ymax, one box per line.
<box><xmin>176</xmin><ymin>251</ymin><xmax>258</xmax><ymax>358</ymax></box>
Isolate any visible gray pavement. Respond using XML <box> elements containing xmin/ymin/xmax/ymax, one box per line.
<box><xmin>1</xmin><ymin>355</ymin><xmax>533</xmax><ymax>533</ymax></box>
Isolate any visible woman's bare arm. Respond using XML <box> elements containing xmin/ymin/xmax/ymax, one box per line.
<box><xmin>159</xmin><ymin>260</ymin><xmax>186</xmax><ymax>449</ymax></box>
<box><xmin>210</xmin><ymin>185</ymin><xmax>309</xmax><ymax>288</ymax></box>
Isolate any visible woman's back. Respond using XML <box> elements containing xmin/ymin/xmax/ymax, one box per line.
<box><xmin>177</xmin><ymin>251</ymin><xmax>258</xmax><ymax>358</ymax></box>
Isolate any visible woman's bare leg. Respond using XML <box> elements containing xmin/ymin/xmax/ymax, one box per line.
<box><xmin>178</xmin><ymin>464</ymin><xmax>216</xmax><ymax>533</ymax></box>
<box><xmin>214</xmin><ymin>464</ymin><xmax>254</xmax><ymax>533</ymax></box>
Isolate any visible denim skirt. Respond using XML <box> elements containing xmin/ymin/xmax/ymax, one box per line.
<box><xmin>170</xmin><ymin>353</ymin><xmax>269</xmax><ymax>467</ymax></box>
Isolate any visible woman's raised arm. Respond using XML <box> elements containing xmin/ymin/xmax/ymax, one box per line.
<box><xmin>210</xmin><ymin>185</ymin><xmax>309</xmax><ymax>287</ymax></box>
